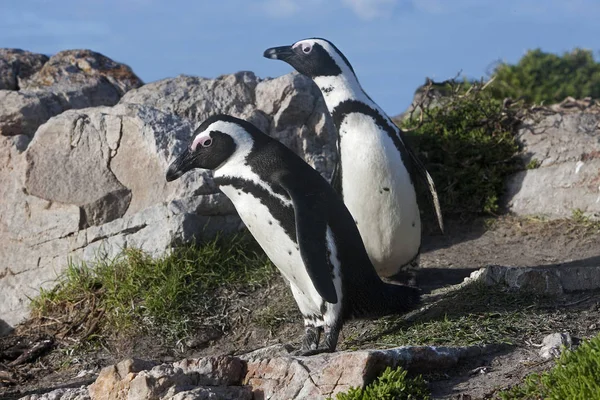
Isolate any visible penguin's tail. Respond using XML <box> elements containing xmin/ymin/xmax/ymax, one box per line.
<box><xmin>378</xmin><ymin>282</ymin><xmax>421</xmax><ymax>316</ymax></box>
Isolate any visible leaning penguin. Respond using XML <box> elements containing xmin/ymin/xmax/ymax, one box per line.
<box><xmin>264</xmin><ymin>38</ymin><xmax>444</xmax><ymax>280</ymax></box>
<box><xmin>166</xmin><ymin>115</ymin><xmax>420</xmax><ymax>355</ymax></box>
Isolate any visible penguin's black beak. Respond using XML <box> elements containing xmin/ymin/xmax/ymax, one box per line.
<box><xmin>263</xmin><ymin>45</ymin><xmax>294</xmax><ymax>61</ymax></box>
<box><xmin>166</xmin><ymin>148</ymin><xmax>195</xmax><ymax>182</ymax></box>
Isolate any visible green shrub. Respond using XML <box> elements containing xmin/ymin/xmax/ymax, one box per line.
<box><xmin>31</xmin><ymin>233</ymin><xmax>275</xmax><ymax>341</ymax></box>
<box><xmin>334</xmin><ymin>366</ymin><xmax>430</xmax><ymax>400</ymax></box>
<box><xmin>402</xmin><ymin>80</ymin><xmax>520</xmax><ymax>216</ymax></box>
<box><xmin>497</xmin><ymin>333</ymin><xmax>600</xmax><ymax>399</ymax></box>
<box><xmin>489</xmin><ymin>48</ymin><xmax>600</xmax><ymax>104</ymax></box>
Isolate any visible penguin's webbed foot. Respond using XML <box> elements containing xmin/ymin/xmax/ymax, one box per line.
<box><xmin>295</xmin><ymin>347</ymin><xmax>335</xmax><ymax>356</ymax></box>
<box><xmin>300</xmin><ymin>325</ymin><xmax>322</xmax><ymax>351</ymax></box>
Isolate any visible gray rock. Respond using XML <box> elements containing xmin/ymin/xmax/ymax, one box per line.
<box><xmin>0</xmin><ymin>69</ymin><xmax>336</xmax><ymax>330</ymax></box>
<box><xmin>466</xmin><ymin>264</ymin><xmax>600</xmax><ymax>295</ymax></box>
<box><xmin>539</xmin><ymin>332</ymin><xmax>573</xmax><ymax>360</ymax></box>
<box><xmin>0</xmin><ymin>103</ymin><xmax>240</xmax><ymax>329</ymax></box>
<box><xmin>18</xmin><ymin>386</ymin><xmax>90</xmax><ymax>400</ymax></box>
<box><xmin>121</xmin><ymin>71</ymin><xmax>337</xmax><ymax>179</ymax></box>
<box><xmin>0</xmin><ymin>90</ymin><xmax>62</xmax><ymax>137</ymax></box>
<box><xmin>504</xmin><ymin>110</ymin><xmax>600</xmax><ymax>219</ymax></box>
<box><xmin>0</xmin><ymin>48</ymin><xmax>48</xmax><ymax>90</ymax></box>
<box><xmin>86</xmin><ymin>346</ymin><xmax>500</xmax><ymax>400</ymax></box>
<box><xmin>0</xmin><ymin>49</ymin><xmax>142</xmax><ymax>139</ymax></box>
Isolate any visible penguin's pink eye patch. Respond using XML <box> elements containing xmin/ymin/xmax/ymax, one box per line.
<box><xmin>191</xmin><ymin>135</ymin><xmax>213</xmax><ymax>151</ymax></box>
<box><xmin>294</xmin><ymin>41</ymin><xmax>313</xmax><ymax>55</ymax></box>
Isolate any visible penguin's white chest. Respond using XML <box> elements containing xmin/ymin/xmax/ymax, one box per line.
<box><xmin>219</xmin><ymin>185</ymin><xmax>324</xmax><ymax>313</ymax></box>
<box><xmin>338</xmin><ymin>113</ymin><xmax>421</xmax><ymax>277</ymax></box>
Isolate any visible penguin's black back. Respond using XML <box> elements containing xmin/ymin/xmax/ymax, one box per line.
<box><xmin>215</xmin><ymin>119</ymin><xmax>419</xmax><ymax>321</ymax></box>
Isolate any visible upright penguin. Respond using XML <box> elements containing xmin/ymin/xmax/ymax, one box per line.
<box><xmin>264</xmin><ymin>38</ymin><xmax>443</xmax><ymax>279</ymax></box>
<box><xmin>166</xmin><ymin>115</ymin><xmax>420</xmax><ymax>354</ymax></box>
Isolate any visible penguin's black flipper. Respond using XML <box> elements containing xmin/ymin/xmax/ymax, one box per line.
<box><xmin>276</xmin><ymin>173</ymin><xmax>338</xmax><ymax>304</ymax></box>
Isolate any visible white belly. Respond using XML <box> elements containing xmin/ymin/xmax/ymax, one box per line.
<box><xmin>219</xmin><ymin>185</ymin><xmax>324</xmax><ymax>316</ymax></box>
<box><xmin>339</xmin><ymin>113</ymin><xmax>421</xmax><ymax>277</ymax></box>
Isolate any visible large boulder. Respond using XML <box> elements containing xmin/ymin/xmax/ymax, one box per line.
<box><xmin>0</xmin><ymin>70</ymin><xmax>336</xmax><ymax>331</ymax></box>
<box><xmin>0</xmin><ymin>49</ymin><xmax>48</xmax><ymax>90</ymax></box>
<box><xmin>0</xmin><ymin>103</ymin><xmax>239</xmax><ymax>330</ymax></box>
<box><xmin>120</xmin><ymin>71</ymin><xmax>336</xmax><ymax>179</ymax></box>
<box><xmin>0</xmin><ymin>49</ymin><xmax>142</xmax><ymax>138</ymax></box>
<box><xmin>504</xmin><ymin>99</ymin><xmax>600</xmax><ymax>219</ymax></box>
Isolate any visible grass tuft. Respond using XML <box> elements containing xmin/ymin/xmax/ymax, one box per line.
<box><xmin>31</xmin><ymin>233</ymin><xmax>275</xmax><ymax>343</ymax></box>
<box><xmin>333</xmin><ymin>366</ymin><xmax>430</xmax><ymax>400</ymax></box>
<box><xmin>497</xmin><ymin>332</ymin><xmax>600</xmax><ymax>399</ymax></box>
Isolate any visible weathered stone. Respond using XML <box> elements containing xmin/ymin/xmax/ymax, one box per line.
<box><xmin>539</xmin><ymin>332</ymin><xmax>573</xmax><ymax>360</ymax></box>
<box><xmin>89</xmin><ymin>358</ymin><xmax>159</xmax><ymax>400</ymax></box>
<box><xmin>505</xmin><ymin>110</ymin><xmax>600</xmax><ymax>219</ymax></box>
<box><xmin>18</xmin><ymin>386</ymin><xmax>90</xmax><ymax>400</ymax></box>
<box><xmin>0</xmin><ymin>50</ymin><xmax>142</xmax><ymax>139</ymax></box>
<box><xmin>84</xmin><ymin>346</ymin><xmax>499</xmax><ymax>400</ymax></box>
<box><xmin>120</xmin><ymin>71</ymin><xmax>336</xmax><ymax>179</ymax></box>
<box><xmin>0</xmin><ymin>103</ymin><xmax>241</xmax><ymax>329</ymax></box>
<box><xmin>1</xmin><ymin>68</ymin><xmax>337</xmax><ymax>330</ymax></box>
<box><xmin>0</xmin><ymin>90</ymin><xmax>62</xmax><ymax>136</ymax></box>
<box><xmin>466</xmin><ymin>264</ymin><xmax>600</xmax><ymax>295</ymax></box>
<box><xmin>244</xmin><ymin>345</ymin><xmax>499</xmax><ymax>398</ymax></box>
<box><xmin>89</xmin><ymin>356</ymin><xmax>246</xmax><ymax>400</ymax></box>
<box><xmin>22</xmin><ymin>50</ymin><xmax>142</xmax><ymax>97</ymax></box>
<box><xmin>0</xmin><ymin>48</ymin><xmax>49</xmax><ymax>90</ymax></box>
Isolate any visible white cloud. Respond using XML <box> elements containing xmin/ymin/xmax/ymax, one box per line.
<box><xmin>259</xmin><ymin>0</ymin><xmax>301</xmax><ymax>18</ymax></box>
<box><xmin>341</xmin><ymin>0</ymin><xmax>399</xmax><ymax>20</ymax></box>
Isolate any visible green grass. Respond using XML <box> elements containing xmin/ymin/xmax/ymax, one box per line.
<box><xmin>401</xmin><ymin>79</ymin><xmax>521</xmax><ymax>217</ymax></box>
<box><xmin>497</xmin><ymin>333</ymin><xmax>600</xmax><ymax>399</ymax></box>
<box><xmin>333</xmin><ymin>366</ymin><xmax>430</xmax><ymax>400</ymax></box>
<box><xmin>31</xmin><ymin>233</ymin><xmax>276</xmax><ymax>342</ymax></box>
<box><xmin>346</xmin><ymin>283</ymin><xmax>564</xmax><ymax>348</ymax></box>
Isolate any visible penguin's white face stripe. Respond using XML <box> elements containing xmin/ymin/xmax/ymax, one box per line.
<box><xmin>210</xmin><ymin>121</ymin><xmax>292</xmax><ymax>207</ymax></box>
<box><xmin>292</xmin><ymin>40</ymin><xmax>313</xmax><ymax>55</ymax></box>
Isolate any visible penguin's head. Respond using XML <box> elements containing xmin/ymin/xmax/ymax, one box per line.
<box><xmin>263</xmin><ymin>38</ymin><xmax>355</xmax><ymax>79</ymax></box>
<box><xmin>166</xmin><ymin>115</ymin><xmax>255</xmax><ymax>181</ymax></box>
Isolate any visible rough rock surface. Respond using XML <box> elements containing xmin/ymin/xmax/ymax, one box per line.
<box><xmin>0</xmin><ymin>49</ymin><xmax>142</xmax><ymax>137</ymax></box>
<box><xmin>504</xmin><ymin>101</ymin><xmax>600</xmax><ymax>219</ymax></box>
<box><xmin>0</xmin><ymin>49</ymin><xmax>48</xmax><ymax>90</ymax></box>
<box><xmin>0</xmin><ymin>67</ymin><xmax>335</xmax><ymax>331</ymax></box>
<box><xmin>466</xmin><ymin>264</ymin><xmax>600</xmax><ymax>295</ymax></box>
<box><xmin>539</xmin><ymin>332</ymin><xmax>573</xmax><ymax>360</ymax></box>
<box><xmin>0</xmin><ymin>103</ymin><xmax>240</xmax><ymax>330</ymax></box>
<box><xmin>120</xmin><ymin>72</ymin><xmax>336</xmax><ymax>179</ymax></box>
<box><xmin>58</xmin><ymin>345</ymin><xmax>499</xmax><ymax>400</ymax></box>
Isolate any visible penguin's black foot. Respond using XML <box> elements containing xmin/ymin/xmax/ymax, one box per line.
<box><xmin>295</xmin><ymin>347</ymin><xmax>334</xmax><ymax>356</ymax></box>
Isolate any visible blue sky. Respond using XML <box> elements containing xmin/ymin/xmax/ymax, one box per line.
<box><xmin>1</xmin><ymin>0</ymin><xmax>599</xmax><ymax>115</ymax></box>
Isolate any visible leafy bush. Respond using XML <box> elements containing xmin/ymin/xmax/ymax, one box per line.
<box><xmin>497</xmin><ymin>333</ymin><xmax>600</xmax><ymax>399</ymax></box>
<box><xmin>489</xmin><ymin>48</ymin><xmax>600</xmax><ymax>104</ymax></box>
<box><xmin>401</xmin><ymin>80</ymin><xmax>521</xmax><ymax>216</ymax></box>
<box><xmin>31</xmin><ymin>233</ymin><xmax>275</xmax><ymax>342</ymax></box>
<box><xmin>334</xmin><ymin>366</ymin><xmax>430</xmax><ymax>400</ymax></box>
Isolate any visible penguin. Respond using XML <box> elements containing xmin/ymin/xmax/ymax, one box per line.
<box><xmin>264</xmin><ymin>38</ymin><xmax>444</xmax><ymax>280</ymax></box>
<box><xmin>166</xmin><ymin>114</ymin><xmax>420</xmax><ymax>354</ymax></box>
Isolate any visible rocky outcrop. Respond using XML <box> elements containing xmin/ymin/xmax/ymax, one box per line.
<box><xmin>504</xmin><ymin>98</ymin><xmax>600</xmax><ymax>219</ymax></box>
<box><xmin>120</xmin><ymin>72</ymin><xmax>336</xmax><ymax>179</ymax></box>
<box><xmin>0</xmin><ymin>49</ymin><xmax>142</xmax><ymax>138</ymax></box>
<box><xmin>29</xmin><ymin>344</ymin><xmax>500</xmax><ymax>400</ymax></box>
<box><xmin>0</xmin><ymin>59</ymin><xmax>335</xmax><ymax>331</ymax></box>
<box><xmin>0</xmin><ymin>49</ymin><xmax>48</xmax><ymax>90</ymax></box>
<box><xmin>467</xmin><ymin>264</ymin><xmax>600</xmax><ymax>295</ymax></box>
